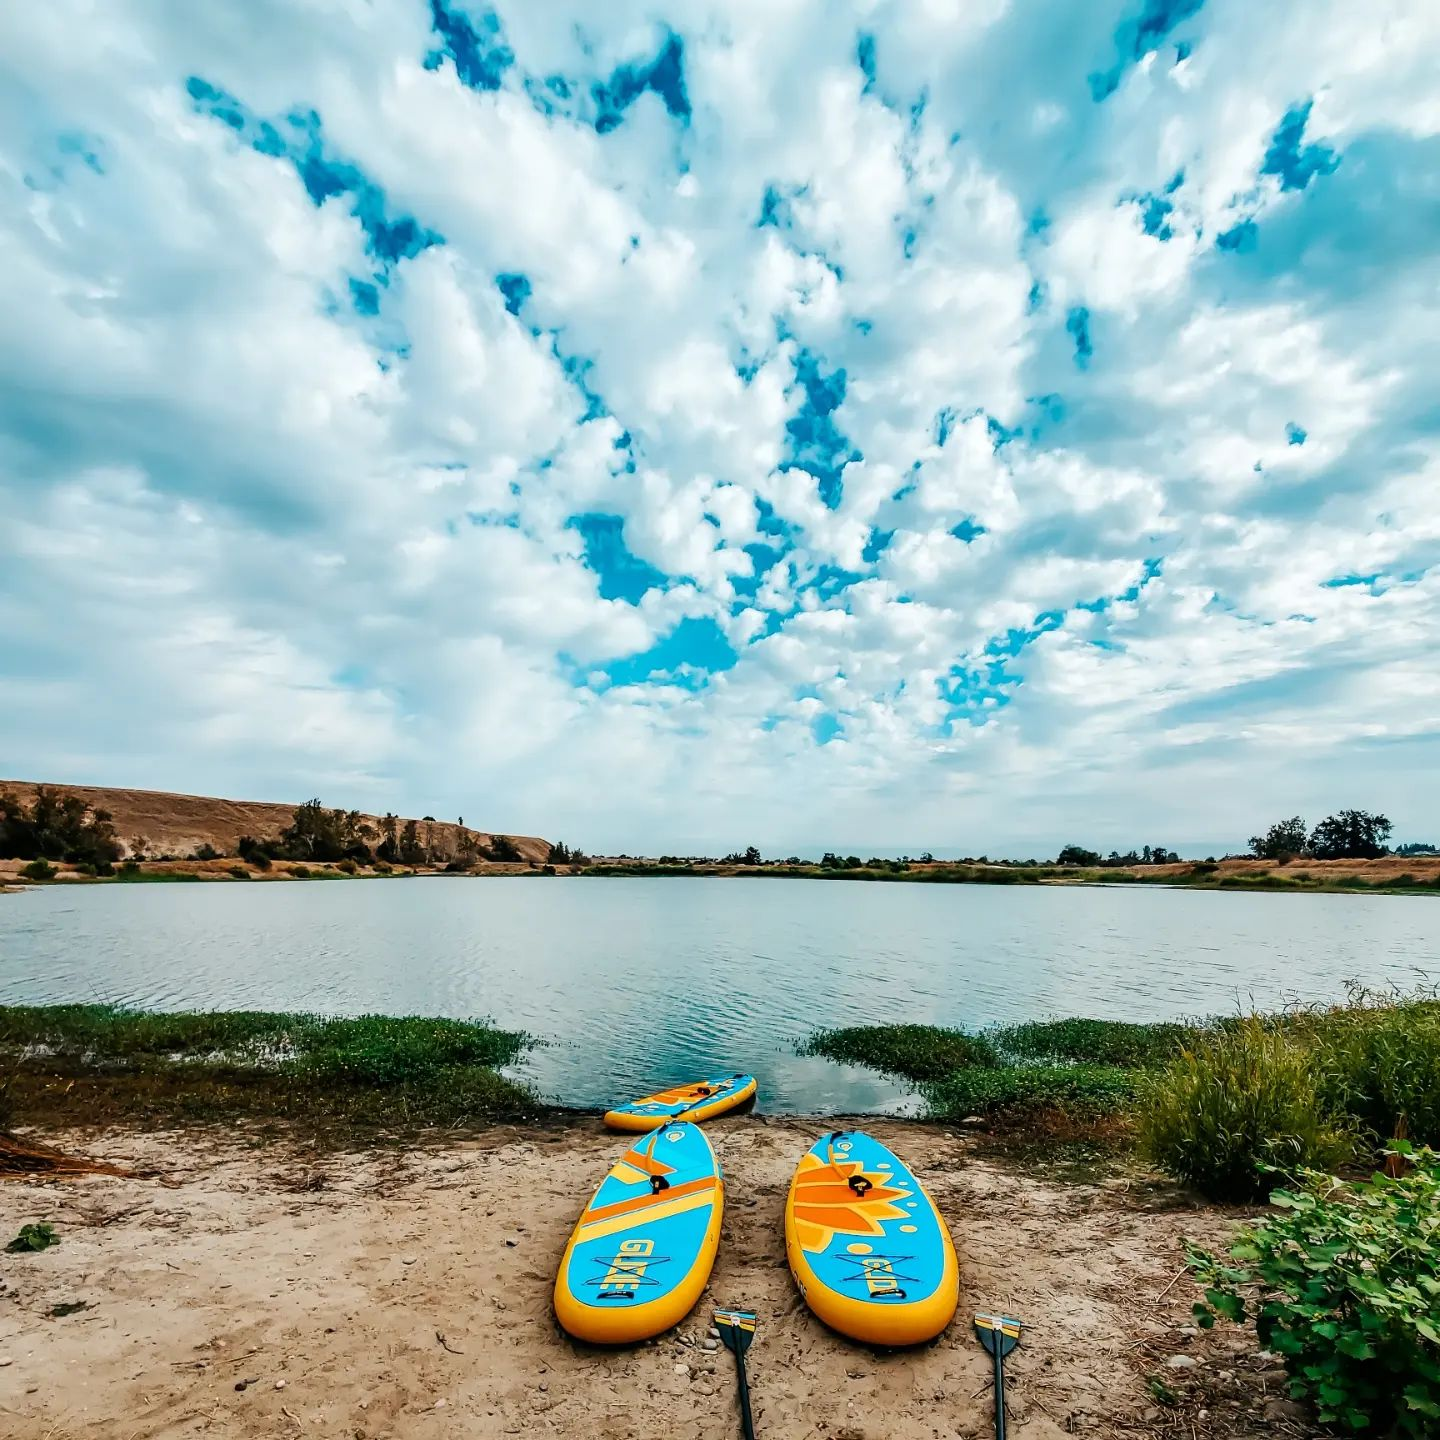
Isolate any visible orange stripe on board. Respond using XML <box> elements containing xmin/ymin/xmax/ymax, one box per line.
<box><xmin>583</xmin><ymin>1176</ymin><xmax>718</xmax><ymax>1226</ymax></box>
<box><xmin>577</xmin><ymin>1186</ymin><xmax>718</xmax><ymax>1244</ymax></box>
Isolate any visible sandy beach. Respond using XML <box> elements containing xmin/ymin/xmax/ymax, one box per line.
<box><xmin>0</xmin><ymin>1117</ymin><xmax>1315</xmax><ymax>1440</ymax></box>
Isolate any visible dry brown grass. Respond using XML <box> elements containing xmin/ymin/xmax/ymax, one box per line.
<box><xmin>0</xmin><ymin>779</ymin><xmax>550</xmax><ymax>864</ymax></box>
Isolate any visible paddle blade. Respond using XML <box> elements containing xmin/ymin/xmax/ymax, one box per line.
<box><xmin>974</xmin><ymin>1313</ymin><xmax>1023</xmax><ymax>1358</ymax></box>
<box><xmin>715</xmin><ymin>1308</ymin><xmax>758</xmax><ymax>1356</ymax></box>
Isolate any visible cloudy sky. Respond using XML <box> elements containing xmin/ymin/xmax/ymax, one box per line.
<box><xmin>2</xmin><ymin>1</ymin><xmax>1437</xmax><ymax>857</ymax></box>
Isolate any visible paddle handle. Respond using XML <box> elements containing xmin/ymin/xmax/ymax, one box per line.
<box><xmin>992</xmin><ymin>1346</ymin><xmax>1006</xmax><ymax>1440</ymax></box>
<box><xmin>734</xmin><ymin>1352</ymin><xmax>756</xmax><ymax>1440</ymax></box>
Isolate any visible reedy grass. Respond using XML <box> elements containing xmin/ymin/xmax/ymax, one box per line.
<box><xmin>1137</xmin><ymin>1016</ymin><xmax>1354</xmax><ymax>1201</ymax></box>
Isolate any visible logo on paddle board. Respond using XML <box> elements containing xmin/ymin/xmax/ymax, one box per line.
<box><xmin>596</xmin><ymin>1237</ymin><xmax>655</xmax><ymax>1300</ymax></box>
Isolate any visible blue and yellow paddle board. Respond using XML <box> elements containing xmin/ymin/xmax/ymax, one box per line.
<box><xmin>603</xmin><ymin>1072</ymin><xmax>757</xmax><ymax>1132</ymax></box>
<box><xmin>554</xmin><ymin>1121</ymin><xmax>723</xmax><ymax>1344</ymax></box>
<box><xmin>785</xmin><ymin>1130</ymin><xmax>958</xmax><ymax>1346</ymax></box>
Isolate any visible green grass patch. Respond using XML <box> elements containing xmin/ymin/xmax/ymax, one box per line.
<box><xmin>991</xmin><ymin>1017</ymin><xmax>1196</xmax><ymax>1067</ymax></box>
<box><xmin>0</xmin><ymin>1004</ymin><xmax>538</xmax><ymax>1134</ymax></box>
<box><xmin>924</xmin><ymin>1063</ymin><xmax>1138</xmax><ymax>1119</ymax></box>
<box><xmin>801</xmin><ymin>1023</ymin><xmax>999</xmax><ymax>1081</ymax></box>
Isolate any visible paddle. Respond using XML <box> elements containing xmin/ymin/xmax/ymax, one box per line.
<box><xmin>974</xmin><ymin>1313</ymin><xmax>1023</xmax><ymax>1440</ymax></box>
<box><xmin>715</xmin><ymin>1308</ymin><xmax>758</xmax><ymax>1440</ymax></box>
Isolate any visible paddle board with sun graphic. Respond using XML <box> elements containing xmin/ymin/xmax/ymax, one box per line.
<box><xmin>784</xmin><ymin>1130</ymin><xmax>958</xmax><ymax>1345</ymax></box>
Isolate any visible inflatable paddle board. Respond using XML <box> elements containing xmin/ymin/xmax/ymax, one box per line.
<box><xmin>554</xmin><ymin>1121</ymin><xmax>723</xmax><ymax>1344</ymax></box>
<box><xmin>603</xmin><ymin>1072</ymin><xmax>757</xmax><ymax>1132</ymax></box>
<box><xmin>785</xmin><ymin>1130</ymin><xmax>958</xmax><ymax>1346</ymax></box>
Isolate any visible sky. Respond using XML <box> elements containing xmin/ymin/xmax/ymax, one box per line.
<box><xmin>2</xmin><ymin>1</ymin><xmax>1438</xmax><ymax>859</ymax></box>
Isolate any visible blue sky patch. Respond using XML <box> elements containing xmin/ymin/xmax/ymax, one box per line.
<box><xmin>599</xmin><ymin>616</ymin><xmax>736</xmax><ymax>689</ymax></box>
<box><xmin>1286</xmin><ymin>421</ymin><xmax>1308</xmax><ymax>446</ymax></box>
<box><xmin>1092</xmin><ymin>0</ymin><xmax>1206</xmax><ymax>101</ymax></box>
<box><xmin>1215</xmin><ymin>217</ymin><xmax>1257</xmax><ymax>252</ymax></box>
<box><xmin>496</xmin><ymin>271</ymin><xmax>531</xmax><ymax>316</ymax></box>
<box><xmin>568</xmin><ymin>513</ymin><xmax>668</xmax><ymax>603</ymax></box>
<box><xmin>593</xmin><ymin>29</ymin><xmax>691</xmax><ymax>133</ymax></box>
<box><xmin>186</xmin><ymin>80</ymin><xmax>442</xmax><ymax>281</ymax></box>
<box><xmin>425</xmin><ymin>1</ymin><xmax>513</xmax><ymax>91</ymax></box>
<box><xmin>812</xmin><ymin>713</ymin><xmax>843</xmax><ymax>745</ymax></box>
<box><xmin>1066</xmin><ymin>307</ymin><xmax>1094</xmax><ymax>368</ymax></box>
<box><xmin>782</xmin><ymin>349</ymin><xmax>860</xmax><ymax>509</ymax></box>
<box><xmin>1262</xmin><ymin>100</ymin><xmax>1340</xmax><ymax>192</ymax></box>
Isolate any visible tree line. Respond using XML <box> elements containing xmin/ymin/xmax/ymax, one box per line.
<box><xmin>0</xmin><ymin>789</ymin><xmax>583</xmax><ymax>873</ymax></box>
<box><xmin>1248</xmin><ymin>810</ymin><xmax>1397</xmax><ymax>861</ymax></box>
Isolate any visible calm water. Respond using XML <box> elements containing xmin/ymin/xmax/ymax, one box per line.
<box><xmin>1</xmin><ymin>877</ymin><xmax>1436</xmax><ymax>1112</ymax></box>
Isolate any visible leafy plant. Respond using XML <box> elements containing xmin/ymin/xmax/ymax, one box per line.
<box><xmin>1139</xmin><ymin>1016</ymin><xmax>1352</xmax><ymax>1200</ymax></box>
<box><xmin>1189</xmin><ymin>1147</ymin><xmax>1440</xmax><ymax>1435</ymax></box>
<box><xmin>8</xmin><ymin>1222</ymin><xmax>59</xmax><ymax>1252</ymax></box>
<box><xmin>20</xmin><ymin>858</ymin><xmax>56</xmax><ymax>881</ymax></box>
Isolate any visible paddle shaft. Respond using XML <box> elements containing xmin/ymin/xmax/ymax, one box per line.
<box><xmin>732</xmin><ymin>1349</ymin><xmax>757</xmax><ymax>1440</ymax></box>
<box><xmin>991</xmin><ymin>1344</ymin><xmax>1007</xmax><ymax>1440</ymax></box>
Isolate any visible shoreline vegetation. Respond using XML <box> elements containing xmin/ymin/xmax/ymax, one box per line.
<box><xmin>803</xmin><ymin>987</ymin><xmax>1440</xmax><ymax>1199</ymax></box>
<box><xmin>4</xmin><ymin>783</ymin><xmax>1437</xmax><ymax>895</ymax></box>
<box><xmin>0</xmin><ymin>1005</ymin><xmax>541</xmax><ymax>1133</ymax></box>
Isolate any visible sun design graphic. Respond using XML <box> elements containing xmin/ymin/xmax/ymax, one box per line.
<box><xmin>791</xmin><ymin>1153</ymin><xmax>912</xmax><ymax>1252</ymax></box>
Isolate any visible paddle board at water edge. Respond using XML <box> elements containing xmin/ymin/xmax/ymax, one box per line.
<box><xmin>554</xmin><ymin>1121</ymin><xmax>723</xmax><ymax>1344</ymax></box>
<box><xmin>784</xmin><ymin>1129</ymin><xmax>958</xmax><ymax>1346</ymax></box>
<box><xmin>603</xmin><ymin>1072</ymin><xmax>757</xmax><ymax>1132</ymax></box>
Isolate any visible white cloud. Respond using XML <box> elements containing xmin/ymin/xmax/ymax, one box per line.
<box><xmin>0</xmin><ymin>0</ymin><xmax>1437</xmax><ymax>854</ymax></box>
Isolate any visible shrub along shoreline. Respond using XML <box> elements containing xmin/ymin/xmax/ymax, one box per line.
<box><xmin>802</xmin><ymin>989</ymin><xmax>1440</xmax><ymax>1201</ymax></box>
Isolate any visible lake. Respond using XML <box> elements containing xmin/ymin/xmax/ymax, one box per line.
<box><xmin>1</xmin><ymin>877</ymin><xmax>1436</xmax><ymax>1112</ymax></box>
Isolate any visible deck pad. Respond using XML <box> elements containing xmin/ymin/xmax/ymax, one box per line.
<box><xmin>603</xmin><ymin>1072</ymin><xmax>757</xmax><ymax>1132</ymax></box>
<box><xmin>555</xmin><ymin>1122</ymin><xmax>723</xmax><ymax>1344</ymax></box>
<box><xmin>784</xmin><ymin>1130</ymin><xmax>958</xmax><ymax>1346</ymax></box>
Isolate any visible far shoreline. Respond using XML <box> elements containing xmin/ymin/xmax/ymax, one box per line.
<box><xmin>5</xmin><ymin>851</ymin><xmax>1440</xmax><ymax>897</ymax></box>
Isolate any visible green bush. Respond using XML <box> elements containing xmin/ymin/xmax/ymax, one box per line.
<box><xmin>926</xmin><ymin>1063</ymin><xmax>1137</xmax><ymax>1118</ymax></box>
<box><xmin>288</xmin><ymin>865</ymin><xmax>311</xmax><ymax>879</ymax></box>
<box><xmin>337</xmin><ymin>858</ymin><xmax>358</xmax><ymax>875</ymax></box>
<box><xmin>19</xmin><ymin>859</ymin><xmax>56</xmax><ymax>881</ymax></box>
<box><xmin>1189</xmin><ymin>1147</ymin><xmax>1440</xmax><ymax>1436</ymax></box>
<box><xmin>1139</xmin><ymin>1017</ymin><xmax>1352</xmax><ymax>1200</ymax></box>
<box><xmin>801</xmin><ymin>1023</ymin><xmax>999</xmax><ymax>1082</ymax></box>
<box><xmin>1306</xmin><ymin>996</ymin><xmax>1440</xmax><ymax>1153</ymax></box>
<box><xmin>227</xmin><ymin>865</ymin><xmax>250</xmax><ymax>880</ymax></box>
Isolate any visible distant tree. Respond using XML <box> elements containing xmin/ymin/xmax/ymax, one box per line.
<box><xmin>742</xmin><ymin>845</ymin><xmax>762</xmax><ymax>865</ymax></box>
<box><xmin>820</xmin><ymin>852</ymin><xmax>842</xmax><ymax>869</ymax></box>
<box><xmin>844</xmin><ymin>855</ymin><xmax>863</xmax><ymax>869</ymax></box>
<box><xmin>489</xmin><ymin>834</ymin><xmax>522</xmax><ymax>863</ymax></box>
<box><xmin>1057</xmin><ymin>845</ymin><xmax>1101</xmax><ymax>866</ymax></box>
<box><xmin>377</xmin><ymin>812</ymin><xmax>400</xmax><ymax>865</ymax></box>
<box><xmin>1309</xmin><ymin>810</ymin><xmax>1393</xmax><ymax>860</ymax></box>
<box><xmin>919</xmin><ymin>851</ymin><xmax>935</xmax><ymax>864</ymax></box>
<box><xmin>0</xmin><ymin>787</ymin><xmax>122</xmax><ymax>867</ymax></box>
<box><xmin>399</xmin><ymin>819</ymin><xmax>425</xmax><ymax>866</ymax></box>
<box><xmin>1150</xmin><ymin>846</ymin><xmax>1180</xmax><ymax>864</ymax></box>
<box><xmin>1395</xmin><ymin>841</ymin><xmax>1438</xmax><ymax>857</ymax></box>
<box><xmin>129</xmin><ymin>834</ymin><xmax>150</xmax><ymax>859</ymax></box>
<box><xmin>547</xmin><ymin>840</ymin><xmax>574</xmax><ymax>865</ymax></box>
<box><xmin>1249</xmin><ymin>816</ymin><xmax>1309</xmax><ymax>860</ymax></box>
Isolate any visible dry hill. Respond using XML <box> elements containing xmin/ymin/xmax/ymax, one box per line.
<box><xmin>0</xmin><ymin>781</ymin><xmax>551</xmax><ymax>864</ymax></box>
